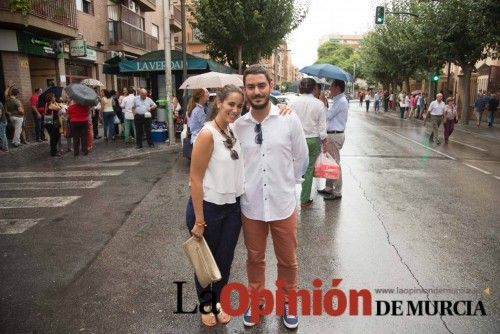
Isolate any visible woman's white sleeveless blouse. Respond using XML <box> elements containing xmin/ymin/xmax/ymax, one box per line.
<box><xmin>200</xmin><ymin>123</ymin><xmax>244</xmax><ymax>205</ymax></box>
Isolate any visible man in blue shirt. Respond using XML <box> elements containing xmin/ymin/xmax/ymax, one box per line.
<box><xmin>132</xmin><ymin>88</ymin><xmax>157</xmax><ymax>148</ymax></box>
<box><xmin>318</xmin><ymin>79</ymin><xmax>349</xmax><ymax>200</ymax></box>
<box><xmin>474</xmin><ymin>91</ymin><xmax>487</xmax><ymax>127</ymax></box>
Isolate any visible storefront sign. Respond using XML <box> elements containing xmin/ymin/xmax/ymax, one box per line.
<box><xmin>78</xmin><ymin>47</ymin><xmax>97</xmax><ymax>62</ymax></box>
<box><xmin>70</xmin><ymin>39</ymin><xmax>87</xmax><ymax>57</ymax></box>
<box><xmin>16</xmin><ymin>31</ymin><xmax>56</xmax><ymax>58</ymax></box>
<box><xmin>120</xmin><ymin>59</ymin><xmax>206</xmax><ymax>72</ymax></box>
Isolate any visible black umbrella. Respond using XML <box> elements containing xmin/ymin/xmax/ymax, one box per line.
<box><xmin>64</xmin><ymin>83</ymin><xmax>99</xmax><ymax>107</ymax></box>
<box><xmin>37</xmin><ymin>86</ymin><xmax>64</xmax><ymax>108</ymax></box>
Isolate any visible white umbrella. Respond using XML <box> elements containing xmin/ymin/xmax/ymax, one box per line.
<box><xmin>179</xmin><ymin>72</ymin><xmax>243</xmax><ymax>89</ymax></box>
<box><xmin>80</xmin><ymin>78</ymin><xmax>105</xmax><ymax>87</ymax></box>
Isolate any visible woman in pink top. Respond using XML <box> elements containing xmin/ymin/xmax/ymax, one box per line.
<box><xmin>408</xmin><ymin>95</ymin><xmax>417</xmax><ymax>118</ymax></box>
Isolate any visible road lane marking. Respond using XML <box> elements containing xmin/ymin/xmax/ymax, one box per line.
<box><xmin>383</xmin><ymin>129</ymin><xmax>456</xmax><ymax>160</ymax></box>
<box><xmin>449</xmin><ymin>139</ymin><xmax>487</xmax><ymax>152</ymax></box>
<box><xmin>0</xmin><ymin>196</ymin><xmax>80</xmax><ymax>209</ymax></box>
<box><xmin>67</xmin><ymin>161</ymin><xmax>140</xmax><ymax>168</ymax></box>
<box><xmin>463</xmin><ymin>163</ymin><xmax>492</xmax><ymax>175</ymax></box>
<box><xmin>0</xmin><ymin>170</ymin><xmax>124</xmax><ymax>178</ymax></box>
<box><xmin>494</xmin><ymin>176</ymin><xmax>500</xmax><ymax>180</ymax></box>
<box><xmin>0</xmin><ymin>181</ymin><xmax>105</xmax><ymax>191</ymax></box>
<box><xmin>0</xmin><ymin>219</ymin><xmax>42</xmax><ymax>234</ymax></box>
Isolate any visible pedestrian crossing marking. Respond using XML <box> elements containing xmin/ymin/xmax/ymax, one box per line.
<box><xmin>0</xmin><ymin>170</ymin><xmax>124</xmax><ymax>178</ymax></box>
<box><xmin>67</xmin><ymin>161</ymin><xmax>140</xmax><ymax>168</ymax></box>
<box><xmin>0</xmin><ymin>181</ymin><xmax>105</xmax><ymax>191</ymax></box>
<box><xmin>0</xmin><ymin>196</ymin><xmax>80</xmax><ymax>209</ymax></box>
<box><xmin>0</xmin><ymin>219</ymin><xmax>42</xmax><ymax>234</ymax></box>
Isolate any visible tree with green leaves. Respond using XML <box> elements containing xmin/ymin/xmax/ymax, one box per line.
<box><xmin>359</xmin><ymin>0</ymin><xmax>499</xmax><ymax>123</ymax></box>
<box><xmin>316</xmin><ymin>39</ymin><xmax>362</xmax><ymax>79</ymax></box>
<box><xmin>189</xmin><ymin>0</ymin><xmax>307</xmax><ymax>73</ymax></box>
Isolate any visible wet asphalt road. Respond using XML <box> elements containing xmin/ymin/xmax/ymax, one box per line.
<box><xmin>0</xmin><ymin>103</ymin><xmax>498</xmax><ymax>333</ymax></box>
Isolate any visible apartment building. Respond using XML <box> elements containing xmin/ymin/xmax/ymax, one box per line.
<box><xmin>318</xmin><ymin>33</ymin><xmax>363</xmax><ymax>50</ymax></box>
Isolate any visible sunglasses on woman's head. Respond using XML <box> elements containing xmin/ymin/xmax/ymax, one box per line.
<box><xmin>254</xmin><ymin>123</ymin><xmax>263</xmax><ymax>144</ymax></box>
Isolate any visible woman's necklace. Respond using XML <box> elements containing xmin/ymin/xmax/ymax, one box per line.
<box><xmin>213</xmin><ymin>119</ymin><xmax>236</xmax><ymax>144</ymax></box>
<box><xmin>214</xmin><ymin>119</ymin><xmax>229</xmax><ymax>137</ymax></box>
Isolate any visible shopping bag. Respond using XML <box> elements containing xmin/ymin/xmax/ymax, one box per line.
<box><xmin>113</xmin><ymin>115</ymin><xmax>120</xmax><ymax>124</ymax></box>
<box><xmin>314</xmin><ymin>152</ymin><xmax>340</xmax><ymax>179</ymax></box>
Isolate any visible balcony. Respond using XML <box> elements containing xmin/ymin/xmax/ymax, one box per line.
<box><xmin>0</xmin><ymin>0</ymin><xmax>78</xmax><ymax>37</ymax></box>
<box><xmin>170</xmin><ymin>4</ymin><xmax>182</xmax><ymax>33</ymax></box>
<box><xmin>136</xmin><ymin>0</ymin><xmax>156</xmax><ymax>12</ymax></box>
<box><xmin>108</xmin><ymin>20</ymin><xmax>158</xmax><ymax>53</ymax></box>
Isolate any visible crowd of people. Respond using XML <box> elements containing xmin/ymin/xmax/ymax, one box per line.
<box><xmin>0</xmin><ymin>83</ymin><xmax>189</xmax><ymax>155</ymax></box>
<box><xmin>357</xmin><ymin>88</ymin><xmax>499</xmax><ymax>145</ymax></box>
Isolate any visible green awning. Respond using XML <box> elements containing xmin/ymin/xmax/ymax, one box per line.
<box><xmin>117</xmin><ymin>50</ymin><xmax>236</xmax><ymax>74</ymax></box>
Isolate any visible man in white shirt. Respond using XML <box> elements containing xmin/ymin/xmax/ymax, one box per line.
<box><xmin>234</xmin><ymin>64</ymin><xmax>308</xmax><ymax>329</ymax></box>
<box><xmin>426</xmin><ymin>93</ymin><xmax>446</xmax><ymax>144</ymax></box>
<box><xmin>289</xmin><ymin>77</ymin><xmax>327</xmax><ymax>208</ymax></box>
<box><xmin>318</xmin><ymin>79</ymin><xmax>349</xmax><ymax>200</ymax></box>
<box><xmin>132</xmin><ymin>88</ymin><xmax>157</xmax><ymax>148</ymax></box>
<box><xmin>120</xmin><ymin>87</ymin><xmax>136</xmax><ymax>143</ymax></box>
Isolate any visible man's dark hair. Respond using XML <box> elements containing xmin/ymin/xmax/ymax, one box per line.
<box><xmin>11</xmin><ymin>88</ymin><xmax>19</xmax><ymax>96</ymax></box>
<box><xmin>128</xmin><ymin>87</ymin><xmax>135</xmax><ymax>95</ymax></box>
<box><xmin>299</xmin><ymin>78</ymin><xmax>316</xmax><ymax>94</ymax></box>
<box><xmin>332</xmin><ymin>79</ymin><xmax>345</xmax><ymax>93</ymax></box>
<box><xmin>243</xmin><ymin>64</ymin><xmax>272</xmax><ymax>85</ymax></box>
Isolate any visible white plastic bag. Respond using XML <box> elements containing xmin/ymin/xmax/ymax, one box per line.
<box><xmin>314</xmin><ymin>152</ymin><xmax>340</xmax><ymax>179</ymax></box>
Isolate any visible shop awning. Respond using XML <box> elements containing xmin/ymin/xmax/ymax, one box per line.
<box><xmin>116</xmin><ymin>50</ymin><xmax>236</xmax><ymax>74</ymax></box>
<box><xmin>103</xmin><ymin>55</ymin><xmax>123</xmax><ymax>75</ymax></box>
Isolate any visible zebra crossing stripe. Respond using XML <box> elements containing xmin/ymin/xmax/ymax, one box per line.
<box><xmin>67</xmin><ymin>161</ymin><xmax>140</xmax><ymax>168</ymax></box>
<box><xmin>0</xmin><ymin>170</ymin><xmax>124</xmax><ymax>178</ymax></box>
<box><xmin>0</xmin><ymin>181</ymin><xmax>105</xmax><ymax>191</ymax></box>
<box><xmin>0</xmin><ymin>196</ymin><xmax>80</xmax><ymax>209</ymax></box>
<box><xmin>0</xmin><ymin>219</ymin><xmax>42</xmax><ymax>234</ymax></box>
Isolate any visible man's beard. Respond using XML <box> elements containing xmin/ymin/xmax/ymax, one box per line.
<box><xmin>247</xmin><ymin>95</ymin><xmax>270</xmax><ymax>110</ymax></box>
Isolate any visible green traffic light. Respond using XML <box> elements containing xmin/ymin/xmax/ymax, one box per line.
<box><xmin>433</xmin><ymin>75</ymin><xmax>439</xmax><ymax>81</ymax></box>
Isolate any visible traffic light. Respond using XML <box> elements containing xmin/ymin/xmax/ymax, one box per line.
<box><xmin>375</xmin><ymin>6</ymin><xmax>385</xmax><ymax>24</ymax></box>
<box><xmin>432</xmin><ymin>72</ymin><xmax>440</xmax><ymax>82</ymax></box>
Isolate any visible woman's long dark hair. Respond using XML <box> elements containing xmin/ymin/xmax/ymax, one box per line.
<box><xmin>208</xmin><ymin>85</ymin><xmax>243</xmax><ymax>121</ymax></box>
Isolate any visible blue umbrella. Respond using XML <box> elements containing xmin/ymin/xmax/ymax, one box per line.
<box><xmin>300</xmin><ymin>64</ymin><xmax>352</xmax><ymax>82</ymax></box>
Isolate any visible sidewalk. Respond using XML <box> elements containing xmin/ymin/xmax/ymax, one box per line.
<box><xmin>0</xmin><ymin>131</ymin><xmax>182</xmax><ymax>171</ymax></box>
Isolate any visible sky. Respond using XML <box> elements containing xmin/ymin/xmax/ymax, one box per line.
<box><xmin>288</xmin><ymin>0</ymin><xmax>379</xmax><ymax>69</ymax></box>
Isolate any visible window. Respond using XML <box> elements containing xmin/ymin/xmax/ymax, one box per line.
<box><xmin>75</xmin><ymin>0</ymin><xmax>93</xmax><ymax>15</ymax></box>
<box><xmin>151</xmin><ymin>24</ymin><xmax>159</xmax><ymax>39</ymax></box>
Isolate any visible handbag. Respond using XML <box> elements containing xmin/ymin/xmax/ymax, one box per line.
<box><xmin>113</xmin><ymin>115</ymin><xmax>120</xmax><ymax>124</ymax></box>
<box><xmin>183</xmin><ymin>236</ymin><xmax>221</xmax><ymax>288</ymax></box>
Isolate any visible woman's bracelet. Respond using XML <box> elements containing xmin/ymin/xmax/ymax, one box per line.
<box><xmin>195</xmin><ymin>221</ymin><xmax>207</xmax><ymax>227</ymax></box>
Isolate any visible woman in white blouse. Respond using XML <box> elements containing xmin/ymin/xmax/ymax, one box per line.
<box><xmin>186</xmin><ymin>84</ymin><xmax>244</xmax><ymax>327</ymax></box>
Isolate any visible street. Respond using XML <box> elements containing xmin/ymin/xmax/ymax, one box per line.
<box><xmin>0</xmin><ymin>103</ymin><xmax>498</xmax><ymax>333</ymax></box>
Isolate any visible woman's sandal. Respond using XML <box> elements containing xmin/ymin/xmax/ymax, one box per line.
<box><xmin>215</xmin><ymin>302</ymin><xmax>231</xmax><ymax>324</ymax></box>
<box><xmin>201</xmin><ymin>311</ymin><xmax>217</xmax><ymax>327</ymax></box>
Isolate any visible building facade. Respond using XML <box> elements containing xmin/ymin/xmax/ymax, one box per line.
<box><xmin>0</xmin><ymin>0</ymin><xmax>181</xmax><ymax>138</ymax></box>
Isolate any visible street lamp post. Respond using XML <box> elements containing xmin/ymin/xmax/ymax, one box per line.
<box><xmin>163</xmin><ymin>0</ymin><xmax>175</xmax><ymax>144</ymax></box>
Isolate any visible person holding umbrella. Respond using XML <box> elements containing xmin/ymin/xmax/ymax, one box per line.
<box><xmin>64</xmin><ymin>84</ymin><xmax>99</xmax><ymax>154</ymax></box>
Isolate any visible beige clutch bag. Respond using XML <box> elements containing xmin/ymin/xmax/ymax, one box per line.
<box><xmin>183</xmin><ymin>236</ymin><xmax>222</xmax><ymax>288</ymax></box>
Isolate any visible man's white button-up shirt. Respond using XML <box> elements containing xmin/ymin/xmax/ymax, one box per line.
<box><xmin>234</xmin><ymin>104</ymin><xmax>309</xmax><ymax>222</ymax></box>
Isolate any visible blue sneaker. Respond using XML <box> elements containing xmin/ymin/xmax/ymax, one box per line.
<box><xmin>243</xmin><ymin>307</ymin><xmax>256</xmax><ymax>327</ymax></box>
<box><xmin>243</xmin><ymin>304</ymin><xmax>264</xmax><ymax>327</ymax></box>
<box><xmin>283</xmin><ymin>303</ymin><xmax>299</xmax><ymax>329</ymax></box>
